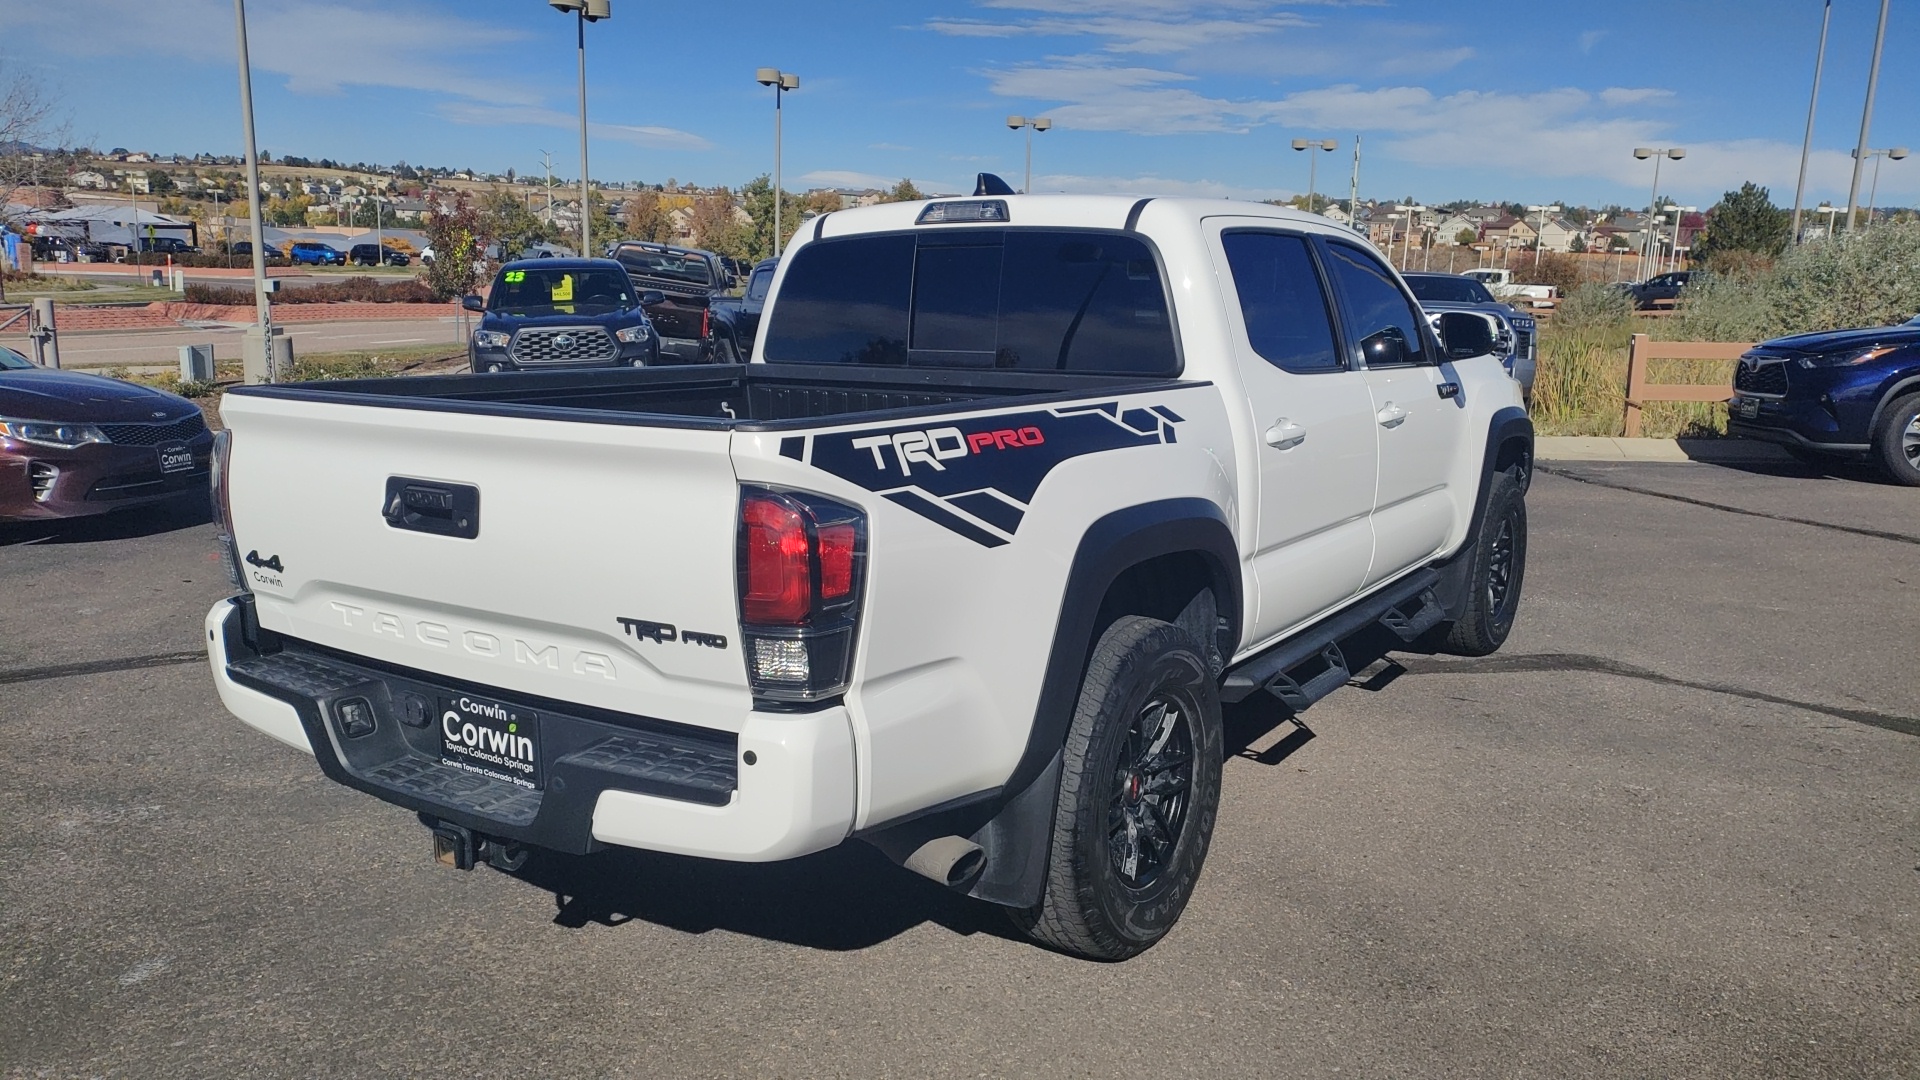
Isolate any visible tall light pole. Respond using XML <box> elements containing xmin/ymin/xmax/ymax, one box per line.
<box><xmin>1843</xmin><ymin>0</ymin><xmax>1892</xmax><ymax>233</ymax></box>
<box><xmin>549</xmin><ymin>0</ymin><xmax>609</xmax><ymax>257</ymax></box>
<box><xmin>233</xmin><ymin>0</ymin><xmax>272</xmax><ymax>382</ymax></box>
<box><xmin>1633</xmin><ymin>147</ymin><xmax>1684</xmax><ymax>280</ymax></box>
<box><xmin>1791</xmin><ymin>0</ymin><xmax>1833</xmax><ymax>244</ymax></box>
<box><xmin>1855</xmin><ymin>147</ymin><xmax>1909</xmax><ymax>227</ymax></box>
<box><xmin>1290</xmin><ymin>138</ymin><xmax>1337</xmax><ymax>213</ymax></box>
<box><xmin>1666</xmin><ymin>206</ymin><xmax>1696</xmax><ymax>273</ymax></box>
<box><xmin>1528</xmin><ymin>204</ymin><xmax>1561</xmax><ymax>267</ymax></box>
<box><xmin>756</xmin><ymin>68</ymin><xmax>799</xmax><ymax>255</ymax></box>
<box><xmin>1006</xmin><ymin>116</ymin><xmax>1052</xmax><ymax>194</ymax></box>
<box><xmin>1401</xmin><ymin>205</ymin><xmax>1426</xmax><ymax>268</ymax></box>
<box><xmin>1348</xmin><ymin>135</ymin><xmax>1362</xmax><ymax>229</ymax></box>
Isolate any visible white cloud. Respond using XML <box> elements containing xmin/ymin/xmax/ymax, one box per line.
<box><xmin>1578</xmin><ymin>29</ymin><xmax>1608</xmax><ymax>54</ymax></box>
<box><xmin>7</xmin><ymin>0</ymin><xmax>539</xmax><ymax>106</ymax></box>
<box><xmin>928</xmin><ymin>2</ymin><xmax>1319</xmax><ymax>55</ymax></box>
<box><xmin>438</xmin><ymin>104</ymin><xmax>712</xmax><ymax>152</ymax></box>
<box><xmin>1032</xmin><ymin>172</ymin><xmax>1290</xmax><ymax>200</ymax></box>
<box><xmin>1600</xmin><ymin>87</ymin><xmax>1674</xmax><ymax>107</ymax></box>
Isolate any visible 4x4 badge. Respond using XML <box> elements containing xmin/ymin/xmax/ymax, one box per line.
<box><xmin>244</xmin><ymin>550</ymin><xmax>284</xmax><ymax>573</ymax></box>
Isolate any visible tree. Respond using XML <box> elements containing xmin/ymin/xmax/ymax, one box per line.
<box><xmin>480</xmin><ymin>188</ymin><xmax>546</xmax><ymax>260</ymax></box>
<box><xmin>622</xmin><ymin>189</ymin><xmax>676</xmax><ymax>245</ymax></box>
<box><xmin>422</xmin><ymin>193</ymin><xmax>488</xmax><ymax>300</ymax></box>
<box><xmin>689</xmin><ymin>193</ymin><xmax>750</xmax><ymax>259</ymax></box>
<box><xmin>1454</xmin><ymin>227</ymin><xmax>1478</xmax><ymax>247</ymax></box>
<box><xmin>146</xmin><ymin>169</ymin><xmax>175</xmax><ymax>194</ymax></box>
<box><xmin>586</xmin><ymin>190</ymin><xmax>618</xmax><ymax>253</ymax></box>
<box><xmin>739</xmin><ymin>175</ymin><xmax>805</xmax><ymax>259</ymax></box>
<box><xmin>881</xmin><ymin>178</ymin><xmax>926</xmax><ymax>203</ymax></box>
<box><xmin>263</xmin><ymin>194</ymin><xmax>314</xmax><ymax>226</ymax></box>
<box><xmin>1692</xmin><ymin>181</ymin><xmax>1790</xmax><ymax>268</ymax></box>
<box><xmin>0</xmin><ymin>64</ymin><xmax>64</xmax><ymax>229</ymax></box>
<box><xmin>1568</xmin><ymin>234</ymin><xmax>1587</xmax><ymax>254</ymax></box>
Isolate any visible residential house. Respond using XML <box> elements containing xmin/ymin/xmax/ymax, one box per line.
<box><xmin>1479</xmin><ymin>215</ymin><xmax>1522</xmax><ymax>248</ymax></box>
<box><xmin>1433</xmin><ymin>214</ymin><xmax>1480</xmax><ymax>245</ymax></box>
<box><xmin>1503</xmin><ymin>217</ymin><xmax>1537</xmax><ymax>249</ymax></box>
<box><xmin>70</xmin><ymin>171</ymin><xmax>110</xmax><ymax>190</ymax></box>
<box><xmin>1536</xmin><ymin>216</ymin><xmax>1582</xmax><ymax>253</ymax></box>
<box><xmin>1319</xmin><ymin>204</ymin><xmax>1352</xmax><ymax>225</ymax></box>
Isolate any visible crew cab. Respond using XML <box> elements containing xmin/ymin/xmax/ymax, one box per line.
<box><xmin>608</xmin><ymin>241</ymin><xmax>733</xmax><ymax>363</ymax></box>
<box><xmin>1403</xmin><ymin>272</ymin><xmax>1537</xmax><ymax>397</ymax></box>
<box><xmin>205</xmin><ymin>187</ymin><xmax>1531</xmax><ymax>961</ymax></box>
<box><xmin>463</xmin><ymin>258</ymin><xmax>662</xmax><ymax>372</ymax></box>
<box><xmin>709</xmin><ymin>256</ymin><xmax>778</xmax><ymax>361</ymax></box>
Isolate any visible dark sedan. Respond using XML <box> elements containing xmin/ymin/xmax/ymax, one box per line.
<box><xmin>0</xmin><ymin>347</ymin><xmax>214</xmax><ymax>520</ymax></box>
<box><xmin>1728</xmin><ymin>320</ymin><xmax>1920</xmax><ymax>485</ymax></box>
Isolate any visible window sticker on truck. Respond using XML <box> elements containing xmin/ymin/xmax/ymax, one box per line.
<box><xmin>785</xmin><ymin>401</ymin><xmax>1182</xmax><ymax>547</ymax></box>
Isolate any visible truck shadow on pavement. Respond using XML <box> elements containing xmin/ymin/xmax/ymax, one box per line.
<box><xmin>0</xmin><ymin>494</ymin><xmax>211</xmax><ymax>546</ymax></box>
<box><xmin>505</xmin><ymin>839</ymin><xmax>1022</xmax><ymax>951</ymax></box>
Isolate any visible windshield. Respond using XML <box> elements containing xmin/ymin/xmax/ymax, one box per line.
<box><xmin>0</xmin><ymin>346</ymin><xmax>36</xmax><ymax>370</ymax></box>
<box><xmin>1405</xmin><ymin>276</ymin><xmax>1496</xmax><ymax>304</ymax></box>
<box><xmin>489</xmin><ymin>267</ymin><xmax>635</xmax><ymax>316</ymax></box>
<box><xmin>615</xmin><ymin>248</ymin><xmax>713</xmax><ymax>287</ymax></box>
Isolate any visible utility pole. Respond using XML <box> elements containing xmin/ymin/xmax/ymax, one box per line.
<box><xmin>233</xmin><ymin>0</ymin><xmax>274</xmax><ymax>383</ymax></box>
<box><xmin>1843</xmin><ymin>0</ymin><xmax>1892</xmax><ymax>232</ymax></box>
<box><xmin>1790</xmin><ymin>0</ymin><xmax>1832</xmax><ymax>243</ymax></box>
<box><xmin>539</xmin><ymin>150</ymin><xmax>556</xmax><ymax>227</ymax></box>
<box><xmin>1348</xmin><ymin>135</ymin><xmax>1361</xmax><ymax>229</ymax></box>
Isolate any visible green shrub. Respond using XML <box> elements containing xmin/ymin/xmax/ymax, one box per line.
<box><xmin>1675</xmin><ymin>220</ymin><xmax>1920</xmax><ymax>341</ymax></box>
<box><xmin>183</xmin><ymin>278</ymin><xmax>439</xmax><ymax>305</ymax></box>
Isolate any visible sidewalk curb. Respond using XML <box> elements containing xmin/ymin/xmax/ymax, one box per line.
<box><xmin>1537</xmin><ymin>435</ymin><xmax>1794</xmax><ymax>464</ymax></box>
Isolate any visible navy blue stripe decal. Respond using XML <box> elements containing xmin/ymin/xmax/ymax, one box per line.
<box><xmin>883</xmin><ymin>492</ymin><xmax>1009</xmax><ymax>548</ymax></box>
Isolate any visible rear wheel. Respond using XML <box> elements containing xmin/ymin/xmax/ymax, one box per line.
<box><xmin>1870</xmin><ymin>393</ymin><xmax>1920</xmax><ymax>487</ymax></box>
<box><xmin>1011</xmin><ymin>616</ymin><xmax>1222</xmax><ymax>962</ymax></box>
<box><xmin>1440</xmin><ymin>466</ymin><xmax>1527</xmax><ymax>656</ymax></box>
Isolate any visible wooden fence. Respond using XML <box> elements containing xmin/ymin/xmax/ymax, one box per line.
<box><xmin>1623</xmin><ymin>334</ymin><xmax>1753</xmax><ymax>437</ymax></box>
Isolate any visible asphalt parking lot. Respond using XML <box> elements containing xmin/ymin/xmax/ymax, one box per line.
<box><xmin>3</xmin><ymin>460</ymin><xmax>1916</xmax><ymax>1079</ymax></box>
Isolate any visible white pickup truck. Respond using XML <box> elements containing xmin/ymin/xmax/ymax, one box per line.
<box><xmin>1461</xmin><ymin>267</ymin><xmax>1557</xmax><ymax>308</ymax></box>
<box><xmin>206</xmin><ymin>186</ymin><xmax>1532</xmax><ymax>960</ymax></box>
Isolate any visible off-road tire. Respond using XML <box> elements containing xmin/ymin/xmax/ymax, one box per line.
<box><xmin>1440</xmin><ymin>466</ymin><xmax>1527</xmax><ymax>656</ymax></box>
<box><xmin>1010</xmin><ymin>616</ymin><xmax>1223</xmax><ymax>961</ymax></box>
<box><xmin>1870</xmin><ymin>393</ymin><xmax>1920</xmax><ymax>487</ymax></box>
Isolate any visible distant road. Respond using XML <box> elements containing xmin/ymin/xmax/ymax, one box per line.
<box><xmin>15</xmin><ymin>318</ymin><xmax>465</xmax><ymax>370</ymax></box>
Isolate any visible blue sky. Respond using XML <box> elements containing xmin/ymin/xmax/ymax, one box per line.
<box><xmin>3</xmin><ymin>0</ymin><xmax>1915</xmax><ymax>208</ymax></box>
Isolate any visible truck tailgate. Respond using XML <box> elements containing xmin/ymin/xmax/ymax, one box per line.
<box><xmin>220</xmin><ymin>392</ymin><xmax>751</xmax><ymax>731</ymax></box>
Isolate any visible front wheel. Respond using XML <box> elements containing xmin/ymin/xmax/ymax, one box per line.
<box><xmin>1440</xmin><ymin>466</ymin><xmax>1527</xmax><ymax>656</ymax></box>
<box><xmin>1870</xmin><ymin>393</ymin><xmax>1920</xmax><ymax>487</ymax></box>
<box><xmin>1011</xmin><ymin>616</ymin><xmax>1223</xmax><ymax>961</ymax></box>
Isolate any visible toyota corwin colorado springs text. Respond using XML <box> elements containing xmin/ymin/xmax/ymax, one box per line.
<box><xmin>205</xmin><ymin>179</ymin><xmax>1531</xmax><ymax>960</ymax></box>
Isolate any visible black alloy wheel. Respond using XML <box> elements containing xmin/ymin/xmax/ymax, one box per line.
<box><xmin>1440</xmin><ymin>465</ymin><xmax>1527</xmax><ymax>656</ymax></box>
<box><xmin>1109</xmin><ymin>693</ymin><xmax>1195</xmax><ymax>888</ymax></box>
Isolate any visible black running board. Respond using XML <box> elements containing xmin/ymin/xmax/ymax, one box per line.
<box><xmin>1220</xmin><ymin>569</ymin><xmax>1443</xmax><ymax>706</ymax></box>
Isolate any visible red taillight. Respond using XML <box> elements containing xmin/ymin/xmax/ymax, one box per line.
<box><xmin>817</xmin><ymin>522</ymin><xmax>855</xmax><ymax>601</ymax></box>
<box><xmin>740</xmin><ymin>494</ymin><xmax>812</xmax><ymax>625</ymax></box>
<box><xmin>701</xmin><ymin>307</ymin><xmax>712</xmax><ymax>340</ymax></box>
<box><xmin>736</xmin><ymin>488</ymin><xmax>867</xmax><ymax>702</ymax></box>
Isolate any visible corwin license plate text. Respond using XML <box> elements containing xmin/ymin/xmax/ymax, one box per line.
<box><xmin>438</xmin><ymin>694</ymin><xmax>541</xmax><ymax>790</ymax></box>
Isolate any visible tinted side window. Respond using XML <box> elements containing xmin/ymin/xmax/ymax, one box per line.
<box><xmin>1220</xmin><ymin>232</ymin><xmax>1342</xmax><ymax>373</ymax></box>
<box><xmin>1324</xmin><ymin>242</ymin><xmax>1429</xmax><ymax>367</ymax></box>
<box><xmin>745</xmin><ymin>268</ymin><xmax>772</xmax><ymax>302</ymax></box>
<box><xmin>997</xmin><ymin>232</ymin><xmax>1175</xmax><ymax>374</ymax></box>
<box><xmin>762</xmin><ymin>234</ymin><xmax>914</xmax><ymax>365</ymax></box>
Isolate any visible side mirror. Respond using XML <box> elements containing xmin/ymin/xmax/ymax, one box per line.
<box><xmin>639</xmin><ymin>290</ymin><xmax>666</xmax><ymax>307</ymax></box>
<box><xmin>1438</xmin><ymin>312</ymin><xmax>1495</xmax><ymax>359</ymax></box>
<box><xmin>460</xmin><ymin>295</ymin><xmax>484</xmax><ymax>312</ymax></box>
<box><xmin>1359</xmin><ymin>325</ymin><xmax>1413</xmax><ymax>366</ymax></box>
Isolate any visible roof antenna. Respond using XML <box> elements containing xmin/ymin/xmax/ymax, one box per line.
<box><xmin>974</xmin><ymin>173</ymin><xmax>1016</xmax><ymax>197</ymax></box>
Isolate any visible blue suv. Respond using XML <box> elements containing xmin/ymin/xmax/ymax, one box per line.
<box><xmin>286</xmin><ymin>241</ymin><xmax>343</xmax><ymax>266</ymax></box>
<box><xmin>464</xmin><ymin>258</ymin><xmax>662</xmax><ymax>372</ymax></box>
<box><xmin>1729</xmin><ymin>315</ymin><xmax>1920</xmax><ymax>485</ymax></box>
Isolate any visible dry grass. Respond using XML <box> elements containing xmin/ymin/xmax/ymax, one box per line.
<box><xmin>1530</xmin><ymin>309</ymin><xmax>1730</xmax><ymax>439</ymax></box>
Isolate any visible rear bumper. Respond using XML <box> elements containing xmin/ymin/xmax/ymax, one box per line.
<box><xmin>205</xmin><ymin>597</ymin><xmax>856</xmax><ymax>862</ymax></box>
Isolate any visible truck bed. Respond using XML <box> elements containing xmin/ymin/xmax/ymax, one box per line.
<box><xmin>229</xmin><ymin>364</ymin><xmax>1189</xmax><ymax>430</ymax></box>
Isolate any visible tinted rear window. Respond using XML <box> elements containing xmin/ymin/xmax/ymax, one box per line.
<box><xmin>763</xmin><ymin>229</ymin><xmax>1177</xmax><ymax>374</ymax></box>
<box><xmin>1404</xmin><ymin>275</ymin><xmax>1495</xmax><ymax>304</ymax></box>
<box><xmin>615</xmin><ymin>247</ymin><xmax>714</xmax><ymax>287</ymax></box>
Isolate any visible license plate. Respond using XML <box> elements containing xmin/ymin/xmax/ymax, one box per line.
<box><xmin>158</xmin><ymin>443</ymin><xmax>195</xmax><ymax>473</ymax></box>
<box><xmin>1734</xmin><ymin>397</ymin><xmax>1760</xmax><ymax>419</ymax></box>
<box><xmin>438</xmin><ymin>694</ymin><xmax>542</xmax><ymax>790</ymax></box>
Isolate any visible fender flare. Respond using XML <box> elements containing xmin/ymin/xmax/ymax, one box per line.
<box><xmin>1433</xmin><ymin>405</ymin><xmax>1533</xmax><ymax>617</ymax></box>
<box><xmin>1867</xmin><ymin>371</ymin><xmax>1920</xmax><ymax>434</ymax></box>
<box><xmin>969</xmin><ymin>498</ymin><xmax>1239</xmax><ymax>907</ymax></box>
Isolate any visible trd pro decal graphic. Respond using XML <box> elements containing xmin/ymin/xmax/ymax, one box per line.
<box><xmin>798</xmin><ymin>402</ymin><xmax>1182</xmax><ymax>547</ymax></box>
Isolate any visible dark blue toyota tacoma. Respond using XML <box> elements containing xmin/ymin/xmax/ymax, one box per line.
<box><xmin>464</xmin><ymin>258</ymin><xmax>662</xmax><ymax>373</ymax></box>
<box><xmin>1729</xmin><ymin>315</ymin><xmax>1920</xmax><ymax>485</ymax></box>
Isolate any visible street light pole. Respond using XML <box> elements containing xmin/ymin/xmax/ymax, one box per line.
<box><xmin>1290</xmin><ymin>138</ymin><xmax>1337</xmax><ymax>213</ymax></box>
<box><xmin>1528</xmin><ymin>204</ymin><xmax>1561</xmax><ymax>268</ymax></box>
<box><xmin>1633</xmin><ymin>147</ymin><xmax>1684</xmax><ymax>281</ymax></box>
<box><xmin>1856</xmin><ymin>147</ymin><xmax>1909</xmax><ymax>227</ymax></box>
<box><xmin>549</xmin><ymin>0</ymin><xmax>609</xmax><ymax>256</ymax></box>
<box><xmin>1006</xmin><ymin>116</ymin><xmax>1053</xmax><ymax>194</ymax></box>
<box><xmin>1791</xmin><ymin>0</ymin><xmax>1833</xmax><ymax>244</ymax></box>
<box><xmin>1843</xmin><ymin>0</ymin><xmax>1892</xmax><ymax>233</ymax></box>
<box><xmin>757</xmin><ymin>68</ymin><xmax>800</xmax><ymax>255</ymax></box>
<box><xmin>232</xmin><ymin>0</ymin><xmax>272</xmax><ymax>382</ymax></box>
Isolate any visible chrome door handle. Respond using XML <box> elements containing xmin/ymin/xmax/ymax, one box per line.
<box><xmin>1264</xmin><ymin>420</ymin><xmax>1307</xmax><ymax>450</ymax></box>
<box><xmin>1376</xmin><ymin>403</ymin><xmax>1408</xmax><ymax>427</ymax></box>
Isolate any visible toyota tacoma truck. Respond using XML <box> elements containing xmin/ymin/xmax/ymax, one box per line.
<box><xmin>205</xmin><ymin>185</ymin><xmax>1532</xmax><ymax>961</ymax></box>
